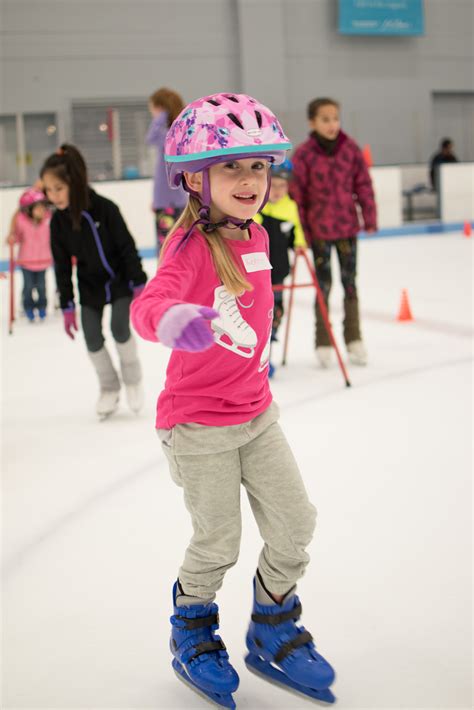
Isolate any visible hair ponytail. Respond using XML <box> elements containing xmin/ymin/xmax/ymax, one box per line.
<box><xmin>160</xmin><ymin>197</ymin><xmax>253</xmax><ymax>296</ymax></box>
<box><xmin>40</xmin><ymin>143</ymin><xmax>89</xmax><ymax>230</ymax></box>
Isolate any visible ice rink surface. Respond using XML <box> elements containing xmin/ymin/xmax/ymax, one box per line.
<box><xmin>2</xmin><ymin>232</ymin><xmax>472</xmax><ymax>709</ymax></box>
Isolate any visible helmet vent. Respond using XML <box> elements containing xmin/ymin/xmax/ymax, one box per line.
<box><xmin>226</xmin><ymin>95</ymin><xmax>239</xmax><ymax>102</ymax></box>
<box><xmin>227</xmin><ymin>113</ymin><xmax>244</xmax><ymax>130</ymax></box>
<box><xmin>254</xmin><ymin>111</ymin><xmax>263</xmax><ymax>128</ymax></box>
<box><xmin>207</xmin><ymin>99</ymin><xmax>221</xmax><ymax>106</ymax></box>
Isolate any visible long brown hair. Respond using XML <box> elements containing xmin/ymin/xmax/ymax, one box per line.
<box><xmin>40</xmin><ymin>144</ymin><xmax>89</xmax><ymax>230</ymax></box>
<box><xmin>149</xmin><ymin>88</ymin><xmax>185</xmax><ymax>127</ymax></box>
<box><xmin>160</xmin><ymin>197</ymin><xmax>253</xmax><ymax>296</ymax></box>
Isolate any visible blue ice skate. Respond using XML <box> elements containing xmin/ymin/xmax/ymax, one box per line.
<box><xmin>170</xmin><ymin>581</ymin><xmax>239</xmax><ymax>709</ymax></box>
<box><xmin>245</xmin><ymin>574</ymin><xmax>336</xmax><ymax>704</ymax></box>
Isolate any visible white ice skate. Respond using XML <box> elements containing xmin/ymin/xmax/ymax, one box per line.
<box><xmin>96</xmin><ymin>390</ymin><xmax>120</xmax><ymax>420</ymax></box>
<box><xmin>212</xmin><ymin>286</ymin><xmax>257</xmax><ymax>359</ymax></box>
<box><xmin>125</xmin><ymin>381</ymin><xmax>144</xmax><ymax>414</ymax></box>
<box><xmin>347</xmin><ymin>339</ymin><xmax>368</xmax><ymax>366</ymax></box>
<box><xmin>316</xmin><ymin>346</ymin><xmax>333</xmax><ymax>368</ymax></box>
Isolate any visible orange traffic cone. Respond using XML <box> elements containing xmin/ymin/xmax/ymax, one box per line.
<box><xmin>397</xmin><ymin>289</ymin><xmax>414</xmax><ymax>322</ymax></box>
<box><xmin>463</xmin><ymin>221</ymin><xmax>472</xmax><ymax>238</ymax></box>
<box><xmin>362</xmin><ymin>144</ymin><xmax>373</xmax><ymax>168</ymax></box>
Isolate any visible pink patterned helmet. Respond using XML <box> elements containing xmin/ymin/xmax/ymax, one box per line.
<box><xmin>165</xmin><ymin>93</ymin><xmax>292</xmax><ymax>188</ymax></box>
<box><xmin>19</xmin><ymin>187</ymin><xmax>47</xmax><ymax>209</ymax></box>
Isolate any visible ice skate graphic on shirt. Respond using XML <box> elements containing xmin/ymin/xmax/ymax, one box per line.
<box><xmin>211</xmin><ymin>285</ymin><xmax>257</xmax><ymax>358</ymax></box>
<box><xmin>258</xmin><ymin>308</ymin><xmax>273</xmax><ymax>372</ymax></box>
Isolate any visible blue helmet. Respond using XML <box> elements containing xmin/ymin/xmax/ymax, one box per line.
<box><xmin>271</xmin><ymin>158</ymin><xmax>292</xmax><ymax>180</ymax></box>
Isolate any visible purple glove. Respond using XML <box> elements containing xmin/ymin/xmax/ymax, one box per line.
<box><xmin>63</xmin><ymin>308</ymin><xmax>78</xmax><ymax>340</ymax></box>
<box><xmin>157</xmin><ymin>303</ymin><xmax>218</xmax><ymax>352</ymax></box>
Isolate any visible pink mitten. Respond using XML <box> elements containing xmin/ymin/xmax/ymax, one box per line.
<box><xmin>63</xmin><ymin>308</ymin><xmax>78</xmax><ymax>340</ymax></box>
<box><xmin>157</xmin><ymin>303</ymin><xmax>218</xmax><ymax>352</ymax></box>
<box><xmin>132</xmin><ymin>284</ymin><xmax>145</xmax><ymax>300</ymax></box>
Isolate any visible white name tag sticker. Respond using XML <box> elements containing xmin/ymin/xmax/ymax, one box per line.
<box><xmin>241</xmin><ymin>252</ymin><xmax>272</xmax><ymax>273</ymax></box>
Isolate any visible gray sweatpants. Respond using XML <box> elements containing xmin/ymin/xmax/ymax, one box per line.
<box><xmin>158</xmin><ymin>402</ymin><xmax>317</xmax><ymax>602</ymax></box>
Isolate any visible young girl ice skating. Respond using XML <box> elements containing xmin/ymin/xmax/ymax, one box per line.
<box><xmin>255</xmin><ymin>159</ymin><xmax>306</xmax><ymax>377</ymax></box>
<box><xmin>41</xmin><ymin>144</ymin><xmax>147</xmax><ymax>419</ymax></box>
<box><xmin>291</xmin><ymin>97</ymin><xmax>377</xmax><ymax>367</ymax></box>
<box><xmin>132</xmin><ymin>94</ymin><xmax>336</xmax><ymax>708</ymax></box>
<box><xmin>147</xmin><ymin>87</ymin><xmax>187</xmax><ymax>254</ymax></box>
<box><xmin>7</xmin><ymin>187</ymin><xmax>52</xmax><ymax>321</ymax></box>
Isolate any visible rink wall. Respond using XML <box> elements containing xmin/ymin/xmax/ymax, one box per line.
<box><xmin>0</xmin><ymin>167</ymin><xmax>402</xmax><ymax>259</ymax></box>
<box><xmin>440</xmin><ymin>163</ymin><xmax>474</xmax><ymax>223</ymax></box>
<box><xmin>1</xmin><ymin>163</ymin><xmax>473</xmax><ymax>267</ymax></box>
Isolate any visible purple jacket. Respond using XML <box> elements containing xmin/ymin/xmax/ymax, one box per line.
<box><xmin>146</xmin><ymin>113</ymin><xmax>187</xmax><ymax>211</ymax></box>
<box><xmin>290</xmin><ymin>131</ymin><xmax>377</xmax><ymax>242</ymax></box>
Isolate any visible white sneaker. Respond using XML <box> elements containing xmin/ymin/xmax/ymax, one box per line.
<box><xmin>316</xmin><ymin>346</ymin><xmax>333</xmax><ymax>368</ymax></box>
<box><xmin>347</xmin><ymin>340</ymin><xmax>368</xmax><ymax>366</ymax></box>
<box><xmin>96</xmin><ymin>390</ymin><xmax>120</xmax><ymax>419</ymax></box>
<box><xmin>125</xmin><ymin>381</ymin><xmax>144</xmax><ymax>414</ymax></box>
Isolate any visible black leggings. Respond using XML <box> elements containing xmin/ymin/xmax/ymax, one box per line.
<box><xmin>81</xmin><ymin>296</ymin><xmax>132</xmax><ymax>353</ymax></box>
<box><xmin>311</xmin><ymin>238</ymin><xmax>358</xmax><ymax>302</ymax></box>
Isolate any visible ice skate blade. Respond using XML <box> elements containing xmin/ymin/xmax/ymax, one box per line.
<box><xmin>316</xmin><ymin>347</ymin><xmax>333</xmax><ymax>369</ymax></box>
<box><xmin>347</xmin><ymin>354</ymin><xmax>367</xmax><ymax>366</ymax></box>
<box><xmin>98</xmin><ymin>411</ymin><xmax>117</xmax><ymax>422</ymax></box>
<box><xmin>125</xmin><ymin>384</ymin><xmax>144</xmax><ymax>414</ymax></box>
<box><xmin>172</xmin><ymin>658</ymin><xmax>237</xmax><ymax>709</ymax></box>
<box><xmin>97</xmin><ymin>406</ymin><xmax>118</xmax><ymax>422</ymax></box>
<box><xmin>245</xmin><ymin>653</ymin><xmax>336</xmax><ymax>705</ymax></box>
<box><xmin>212</xmin><ymin>329</ymin><xmax>255</xmax><ymax>359</ymax></box>
<box><xmin>347</xmin><ymin>341</ymin><xmax>367</xmax><ymax>366</ymax></box>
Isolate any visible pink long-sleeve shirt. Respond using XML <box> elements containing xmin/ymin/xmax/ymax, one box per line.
<box><xmin>131</xmin><ymin>223</ymin><xmax>274</xmax><ymax>429</ymax></box>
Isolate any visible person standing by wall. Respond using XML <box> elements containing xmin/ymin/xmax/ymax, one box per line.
<box><xmin>147</xmin><ymin>88</ymin><xmax>187</xmax><ymax>255</ymax></box>
<box><xmin>429</xmin><ymin>138</ymin><xmax>458</xmax><ymax>192</ymax></box>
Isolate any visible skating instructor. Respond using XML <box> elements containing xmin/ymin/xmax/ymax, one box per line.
<box><xmin>131</xmin><ymin>94</ymin><xmax>336</xmax><ymax>708</ymax></box>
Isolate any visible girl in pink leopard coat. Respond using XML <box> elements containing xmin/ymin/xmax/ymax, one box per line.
<box><xmin>290</xmin><ymin>97</ymin><xmax>377</xmax><ymax>367</ymax></box>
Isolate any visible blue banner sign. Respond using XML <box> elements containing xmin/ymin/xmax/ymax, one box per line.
<box><xmin>339</xmin><ymin>0</ymin><xmax>425</xmax><ymax>35</ymax></box>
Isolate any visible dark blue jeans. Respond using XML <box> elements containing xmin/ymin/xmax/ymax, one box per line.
<box><xmin>22</xmin><ymin>269</ymin><xmax>47</xmax><ymax>311</ymax></box>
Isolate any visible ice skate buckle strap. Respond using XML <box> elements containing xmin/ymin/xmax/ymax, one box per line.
<box><xmin>274</xmin><ymin>630</ymin><xmax>313</xmax><ymax>663</ymax></box>
<box><xmin>175</xmin><ymin>612</ymin><xmax>219</xmax><ymax>630</ymax></box>
<box><xmin>251</xmin><ymin>602</ymin><xmax>302</xmax><ymax>625</ymax></box>
<box><xmin>188</xmin><ymin>639</ymin><xmax>227</xmax><ymax>663</ymax></box>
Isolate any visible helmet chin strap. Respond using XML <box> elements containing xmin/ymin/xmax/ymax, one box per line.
<box><xmin>177</xmin><ymin>167</ymin><xmax>271</xmax><ymax>250</ymax></box>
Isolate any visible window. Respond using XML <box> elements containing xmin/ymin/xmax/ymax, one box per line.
<box><xmin>0</xmin><ymin>115</ymin><xmax>18</xmax><ymax>185</ymax></box>
<box><xmin>0</xmin><ymin>113</ymin><xmax>57</xmax><ymax>186</ymax></box>
<box><xmin>72</xmin><ymin>100</ymin><xmax>153</xmax><ymax>180</ymax></box>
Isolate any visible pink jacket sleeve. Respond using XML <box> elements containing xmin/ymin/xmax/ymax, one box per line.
<box><xmin>130</xmin><ymin>235</ymin><xmax>202</xmax><ymax>343</ymax></box>
<box><xmin>353</xmin><ymin>151</ymin><xmax>378</xmax><ymax>231</ymax></box>
<box><xmin>12</xmin><ymin>214</ymin><xmax>23</xmax><ymax>243</ymax></box>
<box><xmin>289</xmin><ymin>148</ymin><xmax>311</xmax><ymax>238</ymax></box>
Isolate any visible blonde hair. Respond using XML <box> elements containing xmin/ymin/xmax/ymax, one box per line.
<box><xmin>160</xmin><ymin>196</ymin><xmax>253</xmax><ymax>296</ymax></box>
